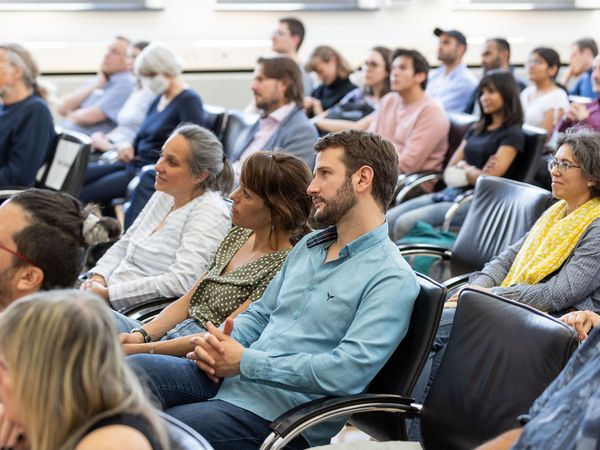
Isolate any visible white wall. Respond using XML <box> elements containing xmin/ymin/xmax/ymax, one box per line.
<box><xmin>3</xmin><ymin>0</ymin><xmax>599</xmax><ymax>72</ymax></box>
<box><xmin>3</xmin><ymin>0</ymin><xmax>598</xmax><ymax>107</ymax></box>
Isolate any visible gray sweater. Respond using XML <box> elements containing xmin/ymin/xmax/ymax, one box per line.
<box><xmin>469</xmin><ymin>219</ymin><xmax>600</xmax><ymax>314</ymax></box>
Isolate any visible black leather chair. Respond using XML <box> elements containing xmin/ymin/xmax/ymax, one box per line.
<box><xmin>260</xmin><ymin>273</ymin><xmax>446</xmax><ymax>449</ymax></box>
<box><xmin>398</xmin><ymin>176</ymin><xmax>553</xmax><ymax>284</ymax></box>
<box><xmin>202</xmin><ymin>104</ymin><xmax>227</xmax><ymax>141</ymax></box>
<box><xmin>510</xmin><ymin>124</ymin><xmax>547</xmax><ymax>184</ymax></box>
<box><xmin>159</xmin><ymin>411</ymin><xmax>214</xmax><ymax>449</ymax></box>
<box><xmin>0</xmin><ymin>128</ymin><xmax>91</xmax><ymax>199</ymax></box>
<box><xmin>261</xmin><ymin>289</ymin><xmax>578</xmax><ymax>450</ymax></box>
<box><xmin>122</xmin><ymin>296</ymin><xmax>177</xmax><ymax>322</ymax></box>
<box><xmin>221</xmin><ymin>109</ymin><xmax>259</xmax><ymax>159</ymax></box>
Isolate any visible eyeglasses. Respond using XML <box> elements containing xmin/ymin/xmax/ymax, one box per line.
<box><xmin>0</xmin><ymin>242</ymin><xmax>37</xmax><ymax>267</ymax></box>
<box><xmin>526</xmin><ymin>58</ymin><xmax>546</xmax><ymax>66</ymax></box>
<box><xmin>547</xmin><ymin>158</ymin><xmax>582</xmax><ymax>175</ymax></box>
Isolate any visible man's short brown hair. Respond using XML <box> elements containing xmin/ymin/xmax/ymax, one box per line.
<box><xmin>257</xmin><ymin>55</ymin><xmax>304</xmax><ymax>106</ymax></box>
<box><xmin>314</xmin><ymin>130</ymin><xmax>399</xmax><ymax>211</ymax></box>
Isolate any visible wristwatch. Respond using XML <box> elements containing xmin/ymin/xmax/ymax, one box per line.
<box><xmin>131</xmin><ymin>327</ymin><xmax>152</xmax><ymax>343</ymax></box>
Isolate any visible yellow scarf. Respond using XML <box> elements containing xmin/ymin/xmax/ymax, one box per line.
<box><xmin>501</xmin><ymin>198</ymin><xmax>600</xmax><ymax>288</ymax></box>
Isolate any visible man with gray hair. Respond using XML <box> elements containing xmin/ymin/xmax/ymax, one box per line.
<box><xmin>58</xmin><ymin>36</ymin><xmax>136</xmax><ymax>135</ymax></box>
<box><xmin>0</xmin><ymin>43</ymin><xmax>55</xmax><ymax>187</ymax></box>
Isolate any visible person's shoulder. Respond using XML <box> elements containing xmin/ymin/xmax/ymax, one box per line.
<box><xmin>378</xmin><ymin>92</ymin><xmax>400</xmax><ymax>108</ymax></box>
<box><xmin>24</xmin><ymin>95</ymin><xmax>52</xmax><ymax>114</ymax></box>
<box><xmin>190</xmin><ymin>191</ymin><xmax>231</xmax><ymax>217</ymax></box>
<box><xmin>177</xmin><ymin>88</ymin><xmax>203</xmax><ymax>104</ymax></box>
<box><xmin>585</xmin><ymin>216</ymin><xmax>600</xmax><ymax>234</ymax></box>
<box><xmin>420</xmin><ymin>94</ymin><xmax>450</xmax><ymax>121</ymax></box>
<box><xmin>503</xmin><ymin>123</ymin><xmax>525</xmax><ymax>134</ymax></box>
<box><xmin>75</xmin><ymin>425</ymin><xmax>153</xmax><ymax>450</ymax></box>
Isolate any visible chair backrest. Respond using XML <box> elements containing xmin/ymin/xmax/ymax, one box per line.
<box><xmin>350</xmin><ymin>273</ymin><xmax>446</xmax><ymax>441</ymax></box>
<box><xmin>221</xmin><ymin>109</ymin><xmax>259</xmax><ymax>159</ymax></box>
<box><xmin>450</xmin><ymin>176</ymin><xmax>552</xmax><ymax>276</ymax></box>
<box><xmin>36</xmin><ymin>129</ymin><xmax>91</xmax><ymax>197</ymax></box>
<box><xmin>202</xmin><ymin>104</ymin><xmax>227</xmax><ymax>141</ymax></box>
<box><xmin>508</xmin><ymin>124</ymin><xmax>547</xmax><ymax>183</ymax></box>
<box><xmin>420</xmin><ymin>289</ymin><xmax>578</xmax><ymax>450</ymax></box>
<box><xmin>446</xmin><ymin>112</ymin><xmax>478</xmax><ymax>165</ymax></box>
<box><xmin>159</xmin><ymin>411</ymin><xmax>214</xmax><ymax>450</ymax></box>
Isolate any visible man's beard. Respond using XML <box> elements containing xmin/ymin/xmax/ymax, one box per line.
<box><xmin>311</xmin><ymin>176</ymin><xmax>357</xmax><ymax>228</ymax></box>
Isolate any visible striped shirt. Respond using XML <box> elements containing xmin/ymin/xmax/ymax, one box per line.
<box><xmin>93</xmin><ymin>190</ymin><xmax>231</xmax><ymax>311</ymax></box>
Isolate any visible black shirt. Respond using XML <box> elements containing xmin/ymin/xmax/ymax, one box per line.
<box><xmin>311</xmin><ymin>77</ymin><xmax>357</xmax><ymax>110</ymax></box>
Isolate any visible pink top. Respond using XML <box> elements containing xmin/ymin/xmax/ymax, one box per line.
<box><xmin>368</xmin><ymin>92</ymin><xmax>449</xmax><ymax>173</ymax></box>
<box><xmin>233</xmin><ymin>102</ymin><xmax>296</xmax><ymax>177</ymax></box>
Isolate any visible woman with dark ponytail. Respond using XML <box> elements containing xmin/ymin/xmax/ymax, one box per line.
<box><xmin>82</xmin><ymin>124</ymin><xmax>233</xmax><ymax>312</ymax></box>
<box><xmin>113</xmin><ymin>151</ymin><xmax>313</xmax><ymax>358</ymax></box>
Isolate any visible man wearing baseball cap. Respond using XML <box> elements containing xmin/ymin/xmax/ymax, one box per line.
<box><xmin>426</xmin><ymin>27</ymin><xmax>478</xmax><ymax>113</ymax></box>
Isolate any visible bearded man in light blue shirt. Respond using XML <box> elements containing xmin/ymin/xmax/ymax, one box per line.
<box><xmin>128</xmin><ymin>129</ymin><xmax>419</xmax><ymax>449</ymax></box>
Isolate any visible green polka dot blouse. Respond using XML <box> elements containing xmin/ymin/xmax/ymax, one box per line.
<box><xmin>188</xmin><ymin>227</ymin><xmax>290</xmax><ymax>327</ymax></box>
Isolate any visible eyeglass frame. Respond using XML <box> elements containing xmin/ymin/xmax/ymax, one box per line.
<box><xmin>547</xmin><ymin>157</ymin><xmax>582</xmax><ymax>175</ymax></box>
<box><xmin>0</xmin><ymin>241</ymin><xmax>37</xmax><ymax>267</ymax></box>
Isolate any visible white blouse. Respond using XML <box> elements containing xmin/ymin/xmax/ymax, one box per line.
<box><xmin>92</xmin><ymin>190</ymin><xmax>231</xmax><ymax>311</ymax></box>
<box><xmin>520</xmin><ymin>86</ymin><xmax>570</xmax><ymax>129</ymax></box>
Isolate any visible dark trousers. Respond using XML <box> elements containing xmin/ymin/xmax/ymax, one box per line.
<box><xmin>79</xmin><ymin>162</ymin><xmax>139</xmax><ymax>204</ymax></box>
<box><xmin>124</xmin><ymin>169</ymin><xmax>157</xmax><ymax>230</ymax></box>
<box><xmin>128</xmin><ymin>354</ymin><xmax>309</xmax><ymax>450</ymax></box>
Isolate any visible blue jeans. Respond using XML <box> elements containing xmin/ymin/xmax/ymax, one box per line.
<box><xmin>111</xmin><ymin>310</ymin><xmax>206</xmax><ymax>339</ymax></box>
<box><xmin>386</xmin><ymin>194</ymin><xmax>468</xmax><ymax>242</ymax></box>
<box><xmin>406</xmin><ymin>307</ymin><xmax>456</xmax><ymax>441</ymax></box>
<box><xmin>128</xmin><ymin>354</ymin><xmax>308</xmax><ymax>450</ymax></box>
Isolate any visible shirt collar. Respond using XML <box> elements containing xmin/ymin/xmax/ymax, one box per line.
<box><xmin>263</xmin><ymin>102</ymin><xmax>295</xmax><ymax>123</ymax></box>
<box><xmin>107</xmin><ymin>70</ymin><xmax>133</xmax><ymax>83</ymax></box>
<box><xmin>306</xmin><ymin>222</ymin><xmax>390</xmax><ymax>258</ymax></box>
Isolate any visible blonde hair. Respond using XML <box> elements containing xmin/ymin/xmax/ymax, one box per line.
<box><xmin>0</xmin><ymin>291</ymin><xmax>168</xmax><ymax>450</ymax></box>
<box><xmin>305</xmin><ymin>45</ymin><xmax>353</xmax><ymax>80</ymax></box>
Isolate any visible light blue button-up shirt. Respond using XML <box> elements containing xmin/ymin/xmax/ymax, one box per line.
<box><xmin>426</xmin><ymin>64</ymin><xmax>478</xmax><ymax>113</ymax></box>
<box><xmin>214</xmin><ymin>222</ymin><xmax>419</xmax><ymax>446</ymax></box>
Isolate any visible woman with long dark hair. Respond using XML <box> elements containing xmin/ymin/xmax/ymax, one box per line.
<box><xmin>387</xmin><ymin>70</ymin><xmax>525</xmax><ymax>241</ymax></box>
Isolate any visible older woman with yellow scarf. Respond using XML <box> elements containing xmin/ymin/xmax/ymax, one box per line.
<box><xmin>407</xmin><ymin>128</ymin><xmax>600</xmax><ymax>441</ymax></box>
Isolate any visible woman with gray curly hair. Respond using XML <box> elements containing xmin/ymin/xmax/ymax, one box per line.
<box><xmin>80</xmin><ymin>42</ymin><xmax>205</xmax><ymax>207</ymax></box>
<box><xmin>408</xmin><ymin>128</ymin><xmax>600</xmax><ymax>441</ymax></box>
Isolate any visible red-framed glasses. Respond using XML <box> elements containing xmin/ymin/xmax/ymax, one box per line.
<box><xmin>0</xmin><ymin>242</ymin><xmax>37</xmax><ymax>267</ymax></box>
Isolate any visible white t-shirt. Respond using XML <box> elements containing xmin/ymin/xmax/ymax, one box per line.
<box><xmin>520</xmin><ymin>86</ymin><xmax>569</xmax><ymax>128</ymax></box>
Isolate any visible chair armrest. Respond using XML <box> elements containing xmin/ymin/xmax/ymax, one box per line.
<box><xmin>261</xmin><ymin>394</ymin><xmax>419</xmax><ymax>450</ymax></box>
<box><xmin>397</xmin><ymin>244</ymin><xmax>453</xmax><ymax>260</ymax></box>
<box><xmin>442</xmin><ymin>191</ymin><xmax>474</xmax><ymax>232</ymax></box>
<box><xmin>394</xmin><ymin>171</ymin><xmax>443</xmax><ymax>205</ymax></box>
<box><xmin>121</xmin><ymin>297</ymin><xmax>177</xmax><ymax>323</ymax></box>
<box><xmin>443</xmin><ymin>273</ymin><xmax>471</xmax><ymax>294</ymax></box>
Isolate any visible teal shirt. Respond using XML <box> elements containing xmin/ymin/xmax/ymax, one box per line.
<box><xmin>214</xmin><ymin>222</ymin><xmax>419</xmax><ymax>446</ymax></box>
